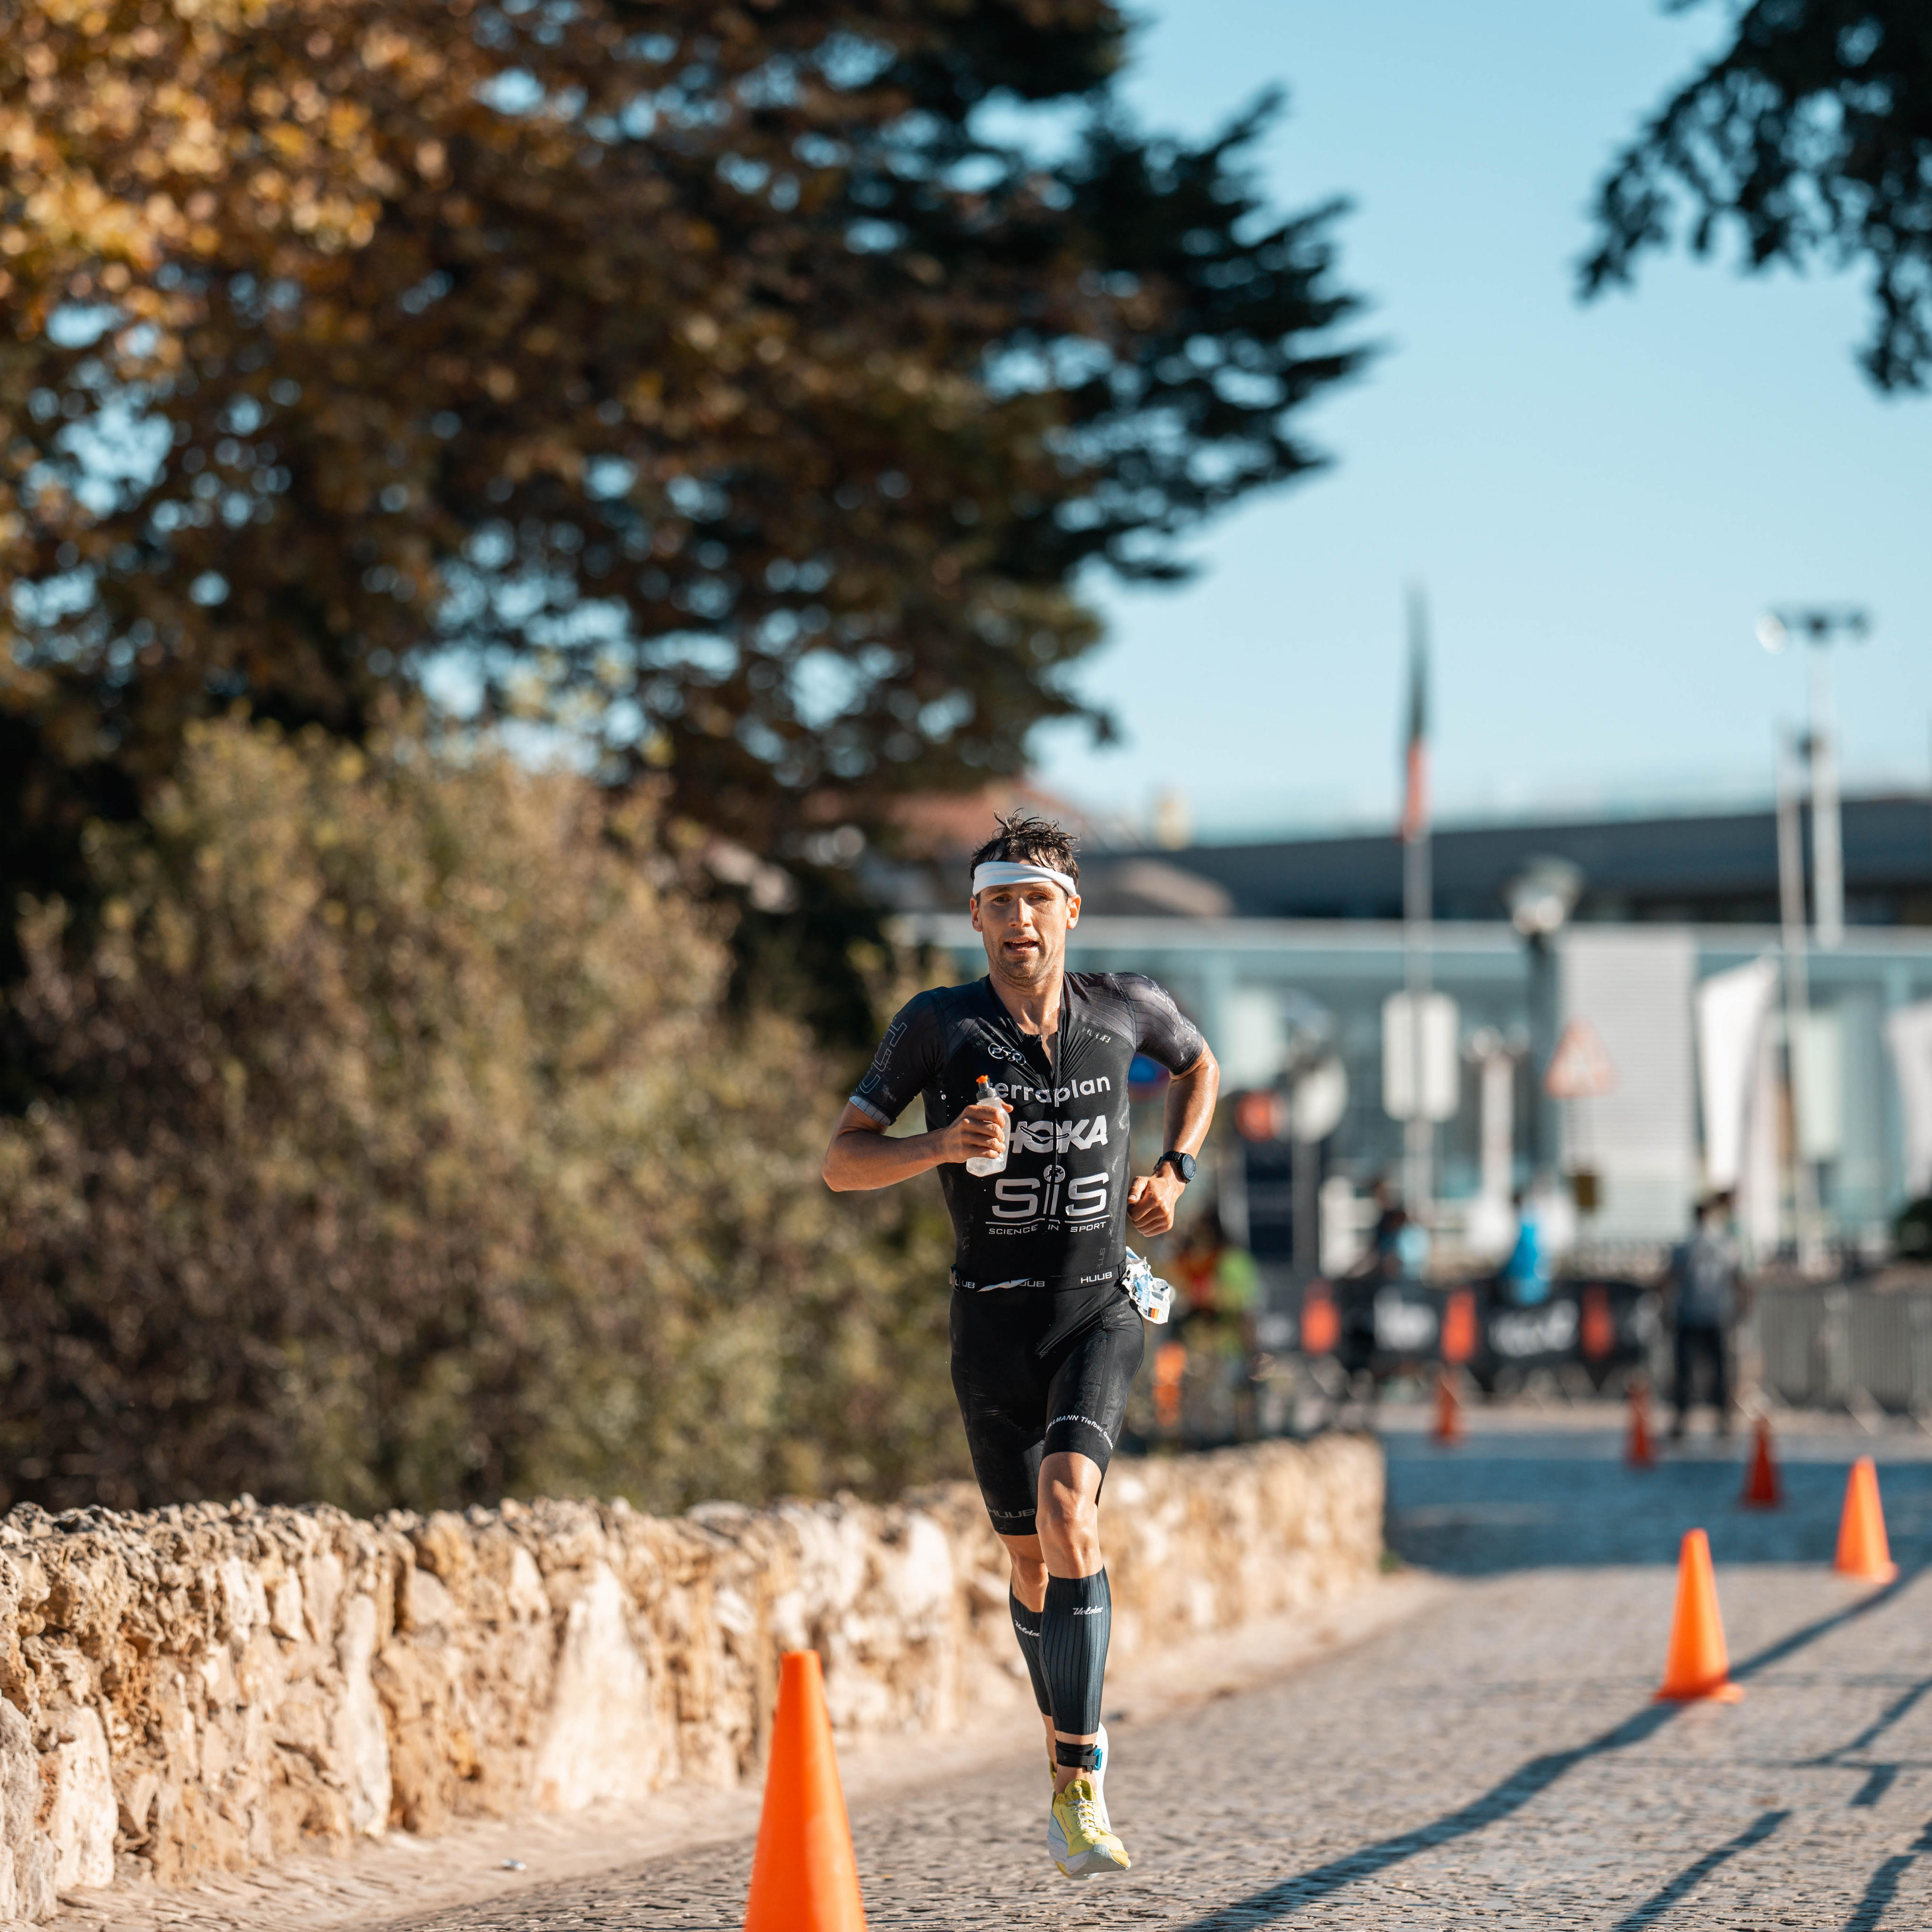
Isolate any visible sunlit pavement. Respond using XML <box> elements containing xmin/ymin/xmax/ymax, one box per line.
<box><xmin>375</xmin><ymin>1404</ymin><xmax>1932</xmax><ymax>1930</ymax></box>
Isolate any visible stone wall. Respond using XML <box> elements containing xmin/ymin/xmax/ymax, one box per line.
<box><xmin>0</xmin><ymin>1435</ymin><xmax>1382</xmax><ymax>1921</ymax></box>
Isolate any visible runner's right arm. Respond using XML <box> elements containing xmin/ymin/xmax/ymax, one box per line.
<box><xmin>822</xmin><ymin>991</ymin><xmax>1008</xmax><ymax>1192</ymax></box>
<box><xmin>821</xmin><ymin>1097</ymin><xmax>1007</xmax><ymax>1191</ymax></box>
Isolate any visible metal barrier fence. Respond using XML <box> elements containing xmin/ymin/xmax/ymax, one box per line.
<box><xmin>1751</xmin><ymin>1286</ymin><xmax>1932</xmax><ymax>1416</ymax></box>
<box><xmin>1127</xmin><ymin>1276</ymin><xmax>1932</xmax><ymax>1449</ymax></box>
<box><xmin>1254</xmin><ymin>1275</ymin><xmax>1659</xmax><ymax>1393</ymax></box>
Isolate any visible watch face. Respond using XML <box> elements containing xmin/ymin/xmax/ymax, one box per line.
<box><xmin>1166</xmin><ymin>1152</ymin><xmax>1196</xmax><ymax>1183</ymax></box>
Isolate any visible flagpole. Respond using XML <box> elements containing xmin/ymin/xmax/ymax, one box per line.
<box><xmin>1403</xmin><ymin>585</ymin><xmax>1432</xmax><ymax>1225</ymax></box>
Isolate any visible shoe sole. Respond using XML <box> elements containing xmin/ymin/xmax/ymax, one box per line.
<box><xmin>1049</xmin><ymin>1817</ymin><xmax>1128</xmax><ymax>1877</ymax></box>
<box><xmin>1055</xmin><ymin>1849</ymin><xmax>1131</xmax><ymax>1879</ymax></box>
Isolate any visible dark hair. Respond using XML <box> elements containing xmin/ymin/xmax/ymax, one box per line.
<box><xmin>967</xmin><ymin>811</ymin><xmax>1079</xmax><ymax>892</ymax></box>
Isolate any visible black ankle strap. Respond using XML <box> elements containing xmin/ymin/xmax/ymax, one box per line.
<box><xmin>1056</xmin><ymin>1739</ymin><xmax>1100</xmax><ymax>1772</ymax></box>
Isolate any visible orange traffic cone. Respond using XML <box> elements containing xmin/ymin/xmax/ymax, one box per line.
<box><xmin>1655</xmin><ymin>1529</ymin><xmax>1743</xmax><ymax>1703</ymax></box>
<box><xmin>1740</xmin><ymin>1416</ymin><xmax>1782</xmax><ymax>1508</ymax></box>
<box><xmin>1833</xmin><ymin>1457</ymin><xmax>1899</xmax><ymax>1584</ymax></box>
<box><xmin>744</xmin><ymin>1651</ymin><xmax>867</xmax><ymax>1932</ymax></box>
<box><xmin>1626</xmin><ymin>1378</ymin><xmax>1656</xmax><ymax>1468</ymax></box>
<box><xmin>1432</xmin><ymin>1368</ymin><xmax>1463</xmax><ymax>1446</ymax></box>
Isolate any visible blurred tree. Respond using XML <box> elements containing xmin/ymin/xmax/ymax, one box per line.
<box><xmin>0</xmin><ymin>714</ymin><xmax>960</xmax><ymax>1513</ymax></box>
<box><xmin>1584</xmin><ymin>1</ymin><xmax>1932</xmax><ymax>391</ymax></box>
<box><xmin>1</xmin><ymin>0</ymin><xmax>1367</xmax><ymax>920</ymax></box>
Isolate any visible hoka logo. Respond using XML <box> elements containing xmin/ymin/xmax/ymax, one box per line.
<box><xmin>1010</xmin><ymin>1114</ymin><xmax>1109</xmax><ymax>1154</ymax></box>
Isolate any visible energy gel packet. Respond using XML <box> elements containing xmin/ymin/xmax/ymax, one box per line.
<box><xmin>1122</xmin><ymin>1248</ymin><xmax>1174</xmax><ymax>1324</ymax></box>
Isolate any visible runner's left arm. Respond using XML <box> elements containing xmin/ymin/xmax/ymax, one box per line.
<box><xmin>1118</xmin><ymin>976</ymin><xmax>1220</xmax><ymax>1238</ymax></box>
<box><xmin>1128</xmin><ymin>1047</ymin><xmax>1219</xmax><ymax>1236</ymax></box>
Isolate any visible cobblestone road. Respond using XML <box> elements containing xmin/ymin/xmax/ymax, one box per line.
<box><xmin>373</xmin><ymin>1413</ymin><xmax>1932</xmax><ymax>1931</ymax></box>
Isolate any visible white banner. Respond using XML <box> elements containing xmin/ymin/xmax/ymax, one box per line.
<box><xmin>1740</xmin><ymin>1000</ymin><xmax>1782</xmax><ymax>1262</ymax></box>
<box><xmin>1695</xmin><ymin>958</ymin><xmax>1779</xmax><ymax>1191</ymax></box>
<box><xmin>1559</xmin><ymin>931</ymin><xmax>1697</xmax><ymax>1240</ymax></box>
<box><xmin>1382</xmin><ymin>991</ymin><xmax>1459</xmax><ymax>1123</ymax></box>
<box><xmin>1792</xmin><ymin>1009</ymin><xmax>1844</xmax><ymax>1163</ymax></box>
<box><xmin>1887</xmin><ymin>1001</ymin><xmax>1932</xmax><ymax>1199</ymax></box>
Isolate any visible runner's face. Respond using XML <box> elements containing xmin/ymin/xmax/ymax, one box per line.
<box><xmin>970</xmin><ymin>881</ymin><xmax>1079</xmax><ymax>988</ymax></box>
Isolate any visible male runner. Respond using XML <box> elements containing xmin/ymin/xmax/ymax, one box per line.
<box><xmin>823</xmin><ymin>813</ymin><xmax>1219</xmax><ymax>1878</ymax></box>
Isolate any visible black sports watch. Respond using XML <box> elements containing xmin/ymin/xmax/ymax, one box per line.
<box><xmin>1154</xmin><ymin>1150</ymin><xmax>1197</xmax><ymax>1185</ymax></box>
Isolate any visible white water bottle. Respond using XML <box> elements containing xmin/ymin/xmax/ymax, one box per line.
<box><xmin>963</xmin><ymin>1074</ymin><xmax>1008</xmax><ymax>1176</ymax></box>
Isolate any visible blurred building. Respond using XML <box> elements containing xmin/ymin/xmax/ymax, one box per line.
<box><xmin>888</xmin><ymin>791</ymin><xmax>1932</xmax><ymax>1263</ymax></box>
<box><xmin>1119</xmin><ymin>793</ymin><xmax>1932</xmax><ymax>927</ymax></box>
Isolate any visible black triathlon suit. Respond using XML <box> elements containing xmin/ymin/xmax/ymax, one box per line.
<box><xmin>849</xmin><ymin>972</ymin><xmax>1207</xmax><ymax>1534</ymax></box>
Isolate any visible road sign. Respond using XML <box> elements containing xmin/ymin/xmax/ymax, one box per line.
<box><xmin>1545</xmin><ymin>1018</ymin><xmax>1616</xmax><ymax>1099</ymax></box>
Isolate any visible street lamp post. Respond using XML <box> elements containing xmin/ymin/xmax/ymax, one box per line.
<box><xmin>1757</xmin><ymin>606</ymin><xmax>1871</xmax><ymax>951</ymax></box>
<box><xmin>1503</xmin><ymin>856</ymin><xmax>1583</xmax><ymax>1184</ymax></box>
<box><xmin>1759</xmin><ymin>604</ymin><xmax>1868</xmax><ymax>1271</ymax></box>
<box><xmin>1775</xmin><ymin>728</ymin><xmax>1824</xmax><ymax>1273</ymax></box>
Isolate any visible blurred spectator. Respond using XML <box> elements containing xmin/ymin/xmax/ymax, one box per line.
<box><xmin>1665</xmin><ymin>1191</ymin><xmax>1745</xmax><ymax>1439</ymax></box>
<box><xmin>1173</xmin><ymin>1209</ymin><xmax>1260</xmax><ymax>1342</ymax></box>
<box><xmin>1395</xmin><ymin>1215</ymin><xmax>1431</xmax><ymax>1282</ymax></box>
<box><xmin>1171</xmin><ymin>1210</ymin><xmax>1262</xmax><ymax>1438</ymax></box>
<box><xmin>1357</xmin><ymin>1177</ymin><xmax>1428</xmax><ymax>1283</ymax></box>
<box><xmin>1895</xmin><ymin>1192</ymin><xmax>1932</xmax><ymax>1262</ymax></box>
<box><xmin>1499</xmin><ymin>1187</ymin><xmax>1551</xmax><ymax>1307</ymax></box>
<box><xmin>1362</xmin><ymin>1177</ymin><xmax>1404</xmax><ymax>1280</ymax></box>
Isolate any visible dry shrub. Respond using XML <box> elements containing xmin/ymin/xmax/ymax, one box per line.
<box><xmin>0</xmin><ymin>717</ymin><xmax>959</xmax><ymax>1514</ymax></box>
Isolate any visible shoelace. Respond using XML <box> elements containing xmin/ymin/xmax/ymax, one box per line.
<box><xmin>1067</xmin><ymin>1788</ymin><xmax>1107</xmax><ymax>1840</ymax></box>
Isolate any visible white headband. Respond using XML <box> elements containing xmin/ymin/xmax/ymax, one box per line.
<box><xmin>972</xmin><ymin>860</ymin><xmax>1079</xmax><ymax>899</ymax></box>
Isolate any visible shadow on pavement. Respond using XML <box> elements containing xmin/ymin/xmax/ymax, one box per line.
<box><xmin>1845</xmin><ymin>1815</ymin><xmax>1932</xmax><ymax>1932</ymax></box>
<box><xmin>1168</xmin><ymin>1576</ymin><xmax>1912</xmax><ymax>1931</ymax></box>
<box><xmin>1607</xmin><ymin>1808</ymin><xmax>1788</xmax><ymax>1931</ymax></box>
<box><xmin>1799</xmin><ymin>1674</ymin><xmax>1932</xmax><ymax>1814</ymax></box>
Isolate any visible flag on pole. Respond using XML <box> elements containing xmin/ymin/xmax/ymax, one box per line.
<box><xmin>1399</xmin><ymin>586</ymin><xmax>1428</xmax><ymax>845</ymax></box>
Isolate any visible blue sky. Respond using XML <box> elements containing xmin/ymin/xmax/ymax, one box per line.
<box><xmin>1029</xmin><ymin>0</ymin><xmax>1932</xmax><ymax>842</ymax></box>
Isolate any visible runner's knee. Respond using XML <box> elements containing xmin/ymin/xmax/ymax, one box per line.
<box><xmin>1037</xmin><ymin>1480</ymin><xmax>1098</xmax><ymax>1555</ymax></box>
<box><xmin>1007</xmin><ymin>1545</ymin><xmax>1048</xmax><ymax>1599</ymax></box>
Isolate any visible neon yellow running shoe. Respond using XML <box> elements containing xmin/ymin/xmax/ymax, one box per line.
<box><xmin>1048</xmin><ymin>1774</ymin><xmax>1130</xmax><ymax>1879</ymax></box>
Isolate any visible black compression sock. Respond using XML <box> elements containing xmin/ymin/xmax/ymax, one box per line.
<box><xmin>1008</xmin><ymin>1593</ymin><xmax>1052</xmax><ymax>1715</ymax></box>
<box><xmin>1041</xmin><ymin>1569</ymin><xmax>1110</xmax><ymax>1740</ymax></box>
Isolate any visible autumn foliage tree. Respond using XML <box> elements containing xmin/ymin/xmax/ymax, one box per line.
<box><xmin>0</xmin><ymin>3</ymin><xmax>1367</xmax><ymax>1510</ymax></box>
<box><xmin>2</xmin><ymin>0</ymin><xmax>1367</xmax><ymax>908</ymax></box>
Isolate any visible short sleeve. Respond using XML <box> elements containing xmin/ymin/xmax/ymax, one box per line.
<box><xmin>849</xmin><ymin>991</ymin><xmax>944</xmax><ymax>1125</ymax></box>
<box><xmin>1121</xmin><ymin>974</ymin><xmax>1207</xmax><ymax>1075</ymax></box>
